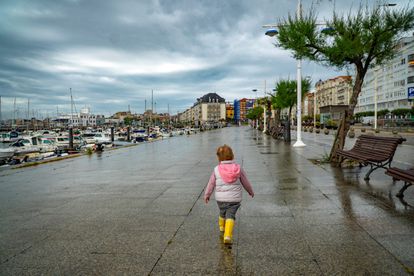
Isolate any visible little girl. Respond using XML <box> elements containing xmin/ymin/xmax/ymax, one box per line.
<box><xmin>204</xmin><ymin>144</ymin><xmax>254</xmax><ymax>244</ymax></box>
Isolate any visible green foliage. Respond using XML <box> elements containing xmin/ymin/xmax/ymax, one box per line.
<box><xmin>124</xmin><ymin>117</ymin><xmax>133</xmax><ymax>125</ymax></box>
<box><xmin>302</xmin><ymin>115</ymin><xmax>313</xmax><ymax>121</ymax></box>
<box><xmin>325</xmin><ymin>119</ymin><xmax>337</xmax><ymax>129</ymax></box>
<box><xmin>377</xmin><ymin>109</ymin><xmax>390</xmax><ymax>117</ymax></box>
<box><xmin>277</xmin><ymin>6</ymin><xmax>414</xmax><ymax>69</ymax></box>
<box><xmin>355</xmin><ymin>111</ymin><xmax>375</xmax><ymax>118</ymax></box>
<box><xmin>271</xmin><ymin>78</ymin><xmax>311</xmax><ymax>110</ymax></box>
<box><xmin>86</xmin><ymin>147</ymin><xmax>93</xmax><ymax>155</ymax></box>
<box><xmin>391</xmin><ymin>108</ymin><xmax>412</xmax><ymax>117</ymax></box>
<box><xmin>256</xmin><ymin>97</ymin><xmax>271</xmax><ymax>105</ymax></box>
<box><xmin>246</xmin><ymin>106</ymin><xmax>264</xmax><ymax>120</ymax></box>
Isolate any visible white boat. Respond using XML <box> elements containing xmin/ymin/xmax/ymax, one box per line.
<box><xmin>8</xmin><ymin>139</ymin><xmax>40</xmax><ymax>156</ymax></box>
<box><xmin>93</xmin><ymin>133</ymin><xmax>111</xmax><ymax>144</ymax></box>
<box><xmin>81</xmin><ymin>132</ymin><xmax>97</xmax><ymax>144</ymax></box>
<box><xmin>55</xmin><ymin>135</ymin><xmax>85</xmax><ymax>150</ymax></box>
<box><xmin>0</xmin><ymin>131</ymin><xmax>20</xmax><ymax>143</ymax></box>
<box><xmin>20</xmin><ymin>135</ymin><xmax>58</xmax><ymax>153</ymax></box>
<box><xmin>0</xmin><ymin>148</ymin><xmax>15</xmax><ymax>163</ymax></box>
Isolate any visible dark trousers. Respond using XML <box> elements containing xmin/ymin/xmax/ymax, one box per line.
<box><xmin>217</xmin><ymin>201</ymin><xmax>241</xmax><ymax>220</ymax></box>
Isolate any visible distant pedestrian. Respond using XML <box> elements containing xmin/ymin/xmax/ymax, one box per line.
<box><xmin>204</xmin><ymin>144</ymin><xmax>254</xmax><ymax>244</ymax></box>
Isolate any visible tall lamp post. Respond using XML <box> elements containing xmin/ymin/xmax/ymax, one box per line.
<box><xmin>263</xmin><ymin>80</ymin><xmax>268</xmax><ymax>133</ymax></box>
<box><xmin>252</xmin><ymin>89</ymin><xmax>258</xmax><ymax>129</ymax></box>
<box><xmin>264</xmin><ymin>0</ymin><xmax>305</xmax><ymax>147</ymax></box>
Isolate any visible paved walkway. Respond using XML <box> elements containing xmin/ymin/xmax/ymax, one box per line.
<box><xmin>0</xmin><ymin>126</ymin><xmax>413</xmax><ymax>275</ymax></box>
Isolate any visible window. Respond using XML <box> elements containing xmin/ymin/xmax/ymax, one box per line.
<box><xmin>407</xmin><ymin>76</ymin><xmax>414</xmax><ymax>84</ymax></box>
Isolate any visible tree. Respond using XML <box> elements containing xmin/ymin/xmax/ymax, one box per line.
<box><xmin>275</xmin><ymin>5</ymin><xmax>414</xmax><ymax>163</ymax></box>
<box><xmin>246</xmin><ymin>106</ymin><xmax>264</xmax><ymax>128</ymax></box>
<box><xmin>377</xmin><ymin>109</ymin><xmax>390</xmax><ymax>118</ymax></box>
<box><xmin>271</xmin><ymin>79</ymin><xmax>311</xmax><ymax>142</ymax></box>
<box><xmin>124</xmin><ymin>117</ymin><xmax>133</xmax><ymax>126</ymax></box>
<box><xmin>391</xmin><ymin>108</ymin><xmax>412</xmax><ymax>117</ymax></box>
<box><xmin>246</xmin><ymin>106</ymin><xmax>264</xmax><ymax>120</ymax></box>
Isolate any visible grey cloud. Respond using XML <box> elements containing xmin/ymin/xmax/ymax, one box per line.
<box><xmin>0</xmin><ymin>0</ymin><xmax>412</xmax><ymax>118</ymax></box>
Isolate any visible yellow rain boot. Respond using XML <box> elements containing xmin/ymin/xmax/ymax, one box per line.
<box><xmin>219</xmin><ymin>216</ymin><xmax>225</xmax><ymax>232</ymax></box>
<box><xmin>223</xmin><ymin>219</ymin><xmax>235</xmax><ymax>244</ymax></box>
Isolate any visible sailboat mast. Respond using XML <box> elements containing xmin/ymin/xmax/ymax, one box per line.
<box><xmin>168</xmin><ymin>103</ymin><xmax>170</xmax><ymax>126</ymax></box>
<box><xmin>27</xmin><ymin>99</ymin><xmax>30</xmax><ymax>131</ymax></box>
<box><xmin>70</xmin><ymin>88</ymin><xmax>73</xmax><ymax>127</ymax></box>
<box><xmin>151</xmin><ymin>90</ymin><xmax>154</xmax><ymax>112</ymax></box>
<box><xmin>13</xmin><ymin>97</ymin><xmax>16</xmax><ymax>129</ymax></box>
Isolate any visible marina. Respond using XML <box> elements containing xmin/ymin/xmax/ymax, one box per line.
<box><xmin>0</xmin><ymin>126</ymin><xmax>200</xmax><ymax>168</ymax></box>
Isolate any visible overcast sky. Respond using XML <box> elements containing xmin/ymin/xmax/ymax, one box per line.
<box><xmin>1</xmin><ymin>0</ymin><xmax>412</xmax><ymax>118</ymax></box>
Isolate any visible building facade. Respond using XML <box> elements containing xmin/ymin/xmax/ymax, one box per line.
<box><xmin>226</xmin><ymin>102</ymin><xmax>234</xmax><ymax>121</ymax></box>
<box><xmin>315</xmin><ymin>76</ymin><xmax>353</xmax><ymax>114</ymax></box>
<box><xmin>179</xmin><ymin>93</ymin><xmax>226</xmax><ymax>126</ymax></box>
<box><xmin>303</xmin><ymin>92</ymin><xmax>315</xmax><ymax>117</ymax></box>
<box><xmin>193</xmin><ymin>93</ymin><xmax>226</xmax><ymax>126</ymax></box>
<box><xmin>234</xmin><ymin>98</ymin><xmax>255</xmax><ymax>123</ymax></box>
<box><xmin>355</xmin><ymin>36</ymin><xmax>414</xmax><ymax>113</ymax></box>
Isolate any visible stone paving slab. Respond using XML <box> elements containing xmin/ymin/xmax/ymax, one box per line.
<box><xmin>1</xmin><ymin>126</ymin><xmax>414</xmax><ymax>275</ymax></box>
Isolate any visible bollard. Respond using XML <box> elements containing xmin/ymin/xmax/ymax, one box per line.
<box><xmin>68</xmin><ymin>127</ymin><xmax>74</xmax><ymax>150</ymax></box>
<box><xmin>110</xmin><ymin>126</ymin><xmax>115</xmax><ymax>142</ymax></box>
<box><xmin>127</xmin><ymin>126</ymin><xmax>130</xmax><ymax>142</ymax></box>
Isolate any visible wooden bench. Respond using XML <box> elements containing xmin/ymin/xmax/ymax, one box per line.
<box><xmin>385</xmin><ymin>167</ymin><xmax>414</xmax><ymax>198</ymax></box>
<box><xmin>269</xmin><ymin>125</ymin><xmax>285</xmax><ymax>139</ymax></box>
<box><xmin>336</xmin><ymin>135</ymin><xmax>406</xmax><ymax>180</ymax></box>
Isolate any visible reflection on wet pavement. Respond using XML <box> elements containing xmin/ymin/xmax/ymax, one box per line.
<box><xmin>0</xmin><ymin>126</ymin><xmax>413</xmax><ymax>275</ymax></box>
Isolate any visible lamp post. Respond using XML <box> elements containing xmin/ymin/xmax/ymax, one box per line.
<box><xmin>374</xmin><ymin>68</ymin><xmax>378</xmax><ymax>130</ymax></box>
<box><xmin>314</xmin><ymin>91</ymin><xmax>317</xmax><ymax>128</ymax></box>
<box><xmin>263</xmin><ymin>80</ymin><xmax>267</xmax><ymax>133</ymax></box>
<box><xmin>265</xmin><ymin>0</ymin><xmax>305</xmax><ymax>147</ymax></box>
<box><xmin>252</xmin><ymin>89</ymin><xmax>258</xmax><ymax>129</ymax></box>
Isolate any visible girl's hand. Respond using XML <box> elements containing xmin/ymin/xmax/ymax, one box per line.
<box><xmin>204</xmin><ymin>197</ymin><xmax>209</xmax><ymax>204</ymax></box>
<box><xmin>250</xmin><ymin>192</ymin><xmax>254</xmax><ymax>198</ymax></box>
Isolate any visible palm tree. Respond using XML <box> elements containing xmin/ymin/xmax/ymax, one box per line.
<box><xmin>272</xmin><ymin>79</ymin><xmax>311</xmax><ymax>142</ymax></box>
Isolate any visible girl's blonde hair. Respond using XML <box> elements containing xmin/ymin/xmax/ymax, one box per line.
<box><xmin>216</xmin><ymin>144</ymin><xmax>234</xmax><ymax>161</ymax></box>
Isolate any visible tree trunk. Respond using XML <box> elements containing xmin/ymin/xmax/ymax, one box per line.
<box><xmin>285</xmin><ymin>106</ymin><xmax>292</xmax><ymax>142</ymax></box>
<box><xmin>274</xmin><ymin>109</ymin><xmax>281</xmax><ymax>126</ymax></box>
<box><xmin>329</xmin><ymin>71</ymin><xmax>364</xmax><ymax>165</ymax></box>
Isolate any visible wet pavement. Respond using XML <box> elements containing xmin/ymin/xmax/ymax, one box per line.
<box><xmin>0</xmin><ymin>126</ymin><xmax>413</xmax><ymax>275</ymax></box>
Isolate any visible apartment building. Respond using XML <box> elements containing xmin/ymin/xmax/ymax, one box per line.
<box><xmin>315</xmin><ymin>76</ymin><xmax>353</xmax><ymax>113</ymax></box>
<box><xmin>234</xmin><ymin>98</ymin><xmax>255</xmax><ymax>123</ymax></box>
<box><xmin>355</xmin><ymin>35</ymin><xmax>414</xmax><ymax>113</ymax></box>
<box><xmin>179</xmin><ymin>93</ymin><xmax>226</xmax><ymax>126</ymax></box>
<box><xmin>226</xmin><ymin>102</ymin><xmax>234</xmax><ymax>120</ymax></box>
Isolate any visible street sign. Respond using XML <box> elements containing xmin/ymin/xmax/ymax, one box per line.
<box><xmin>408</xmin><ymin>87</ymin><xmax>414</xmax><ymax>100</ymax></box>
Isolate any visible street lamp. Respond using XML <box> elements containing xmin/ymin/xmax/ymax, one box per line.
<box><xmin>264</xmin><ymin>0</ymin><xmax>306</xmax><ymax>147</ymax></box>
<box><xmin>252</xmin><ymin>89</ymin><xmax>258</xmax><ymax>129</ymax></box>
